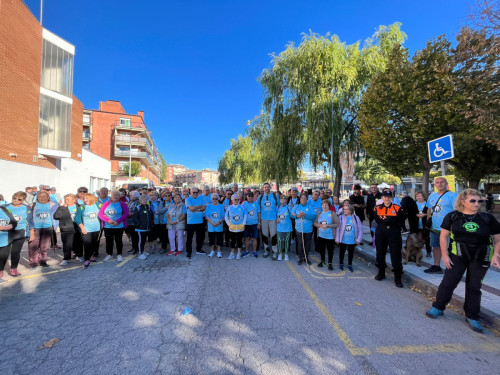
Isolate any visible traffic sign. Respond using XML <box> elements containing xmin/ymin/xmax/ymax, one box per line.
<box><xmin>428</xmin><ymin>134</ymin><xmax>454</xmax><ymax>163</ymax></box>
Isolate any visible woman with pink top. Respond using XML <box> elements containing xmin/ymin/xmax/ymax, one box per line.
<box><xmin>98</xmin><ymin>190</ymin><xmax>129</xmax><ymax>262</ymax></box>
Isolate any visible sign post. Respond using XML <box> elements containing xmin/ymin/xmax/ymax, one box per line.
<box><xmin>428</xmin><ymin>134</ymin><xmax>454</xmax><ymax>176</ymax></box>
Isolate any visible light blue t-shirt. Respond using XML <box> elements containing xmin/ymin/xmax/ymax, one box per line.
<box><xmin>222</xmin><ymin>198</ymin><xmax>231</xmax><ymax>213</ymax></box>
<box><xmin>258</xmin><ymin>193</ymin><xmax>278</xmax><ymax>220</ymax></box>
<box><xmin>33</xmin><ymin>203</ymin><xmax>52</xmax><ymax>229</ymax></box>
<box><xmin>205</xmin><ymin>204</ymin><xmax>225</xmax><ymax>232</ymax></box>
<box><xmin>82</xmin><ymin>205</ymin><xmax>101</xmax><ymax>233</ymax></box>
<box><xmin>98</xmin><ymin>197</ymin><xmax>110</xmax><ymax>206</ymax></box>
<box><xmin>241</xmin><ymin>201</ymin><xmax>260</xmax><ymax>225</ymax></box>
<box><xmin>185</xmin><ymin>195</ymin><xmax>205</xmax><ymax>224</ymax></box>
<box><xmin>0</xmin><ymin>208</ymin><xmax>12</xmax><ymax>247</ymax></box>
<box><xmin>49</xmin><ymin>194</ymin><xmax>59</xmax><ymax>204</ymax></box>
<box><xmin>201</xmin><ymin>194</ymin><xmax>212</xmax><ymax>206</ymax></box>
<box><xmin>160</xmin><ymin>201</ymin><xmax>173</xmax><ymax>224</ymax></box>
<box><xmin>7</xmin><ymin>204</ymin><xmax>27</xmax><ymax>232</ymax></box>
<box><xmin>393</xmin><ymin>196</ymin><xmax>401</xmax><ymax>206</ymax></box>
<box><xmin>416</xmin><ymin>201</ymin><xmax>426</xmax><ymax>229</ymax></box>
<box><xmin>308</xmin><ymin>198</ymin><xmax>323</xmax><ymax>216</ymax></box>
<box><xmin>67</xmin><ymin>205</ymin><xmax>78</xmax><ymax>222</ymax></box>
<box><xmin>317</xmin><ymin>211</ymin><xmax>334</xmax><ymax>240</ymax></box>
<box><xmin>149</xmin><ymin>200</ymin><xmax>161</xmax><ymax>225</ymax></box>
<box><xmin>292</xmin><ymin>204</ymin><xmax>316</xmax><ymax>233</ymax></box>
<box><xmin>103</xmin><ymin>202</ymin><xmax>124</xmax><ymax>228</ymax></box>
<box><xmin>426</xmin><ymin>191</ymin><xmax>458</xmax><ymax>231</ymax></box>
<box><xmin>225</xmin><ymin>205</ymin><xmax>246</xmax><ymax>226</ymax></box>
<box><xmin>342</xmin><ymin>216</ymin><xmax>356</xmax><ymax>245</ymax></box>
<box><xmin>277</xmin><ymin>205</ymin><xmax>292</xmax><ymax>232</ymax></box>
<box><xmin>288</xmin><ymin>197</ymin><xmax>299</xmax><ymax>208</ymax></box>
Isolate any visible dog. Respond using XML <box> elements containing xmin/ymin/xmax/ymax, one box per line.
<box><xmin>403</xmin><ymin>232</ymin><xmax>424</xmax><ymax>267</ymax></box>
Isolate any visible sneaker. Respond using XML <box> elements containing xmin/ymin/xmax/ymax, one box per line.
<box><xmin>242</xmin><ymin>251</ymin><xmax>250</xmax><ymax>258</ymax></box>
<box><xmin>0</xmin><ymin>278</ymin><xmax>6</xmax><ymax>284</ymax></box>
<box><xmin>103</xmin><ymin>255</ymin><xmax>112</xmax><ymax>262</ymax></box>
<box><xmin>90</xmin><ymin>256</ymin><xmax>96</xmax><ymax>262</ymax></box>
<box><xmin>426</xmin><ymin>307</ymin><xmax>444</xmax><ymax>319</ymax></box>
<box><xmin>253</xmin><ymin>251</ymin><xmax>258</xmax><ymax>258</ymax></box>
<box><xmin>76</xmin><ymin>257</ymin><xmax>84</xmax><ymax>262</ymax></box>
<box><xmin>167</xmin><ymin>251</ymin><xmax>175</xmax><ymax>256</ymax></box>
<box><xmin>317</xmin><ymin>261</ymin><xmax>325</xmax><ymax>268</ymax></box>
<box><xmin>175</xmin><ymin>251</ymin><xmax>182</xmax><ymax>256</ymax></box>
<box><xmin>306</xmin><ymin>259</ymin><xmax>312</xmax><ymax>265</ymax></box>
<box><xmin>30</xmin><ymin>264</ymin><xmax>38</xmax><ymax>270</ymax></box>
<box><xmin>208</xmin><ymin>250</ymin><xmax>215</xmax><ymax>257</ymax></box>
<box><xmin>424</xmin><ymin>265</ymin><xmax>443</xmax><ymax>274</ymax></box>
<box><xmin>84</xmin><ymin>260</ymin><xmax>90</xmax><ymax>268</ymax></box>
<box><xmin>263</xmin><ymin>251</ymin><xmax>270</xmax><ymax>258</ymax></box>
<box><xmin>284</xmin><ymin>254</ymin><xmax>289</xmax><ymax>261</ymax></box>
<box><xmin>217</xmin><ymin>251</ymin><xmax>222</xmax><ymax>258</ymax></box>
<box><xmin>465</xmin><ymin>318</ymin><xmax>483</xmax><ymax>333</ymax></box>
<box><xmin>143</xmin><ymin>252</ymin><xmax>150</xmax><ymax>257</ymax></box>
<box><xmin>117</xmin><ymin>255</ymin><xmax>123</xmax><ymax>262</ymax></box>
<box><xmin>60</xmin><ymin>260</ymin><xmax>68</xmax><ymax>266</ymax></box>
<box><xmin>236</xmin><ymin>252</ymin><xmax>241</xmax><ymax>260</ymax></box>
<box><xmin>328</xmin><ymin>263</ymin><xmax>333</xmax><ymax>271</ymax></box>
<box><xmin>277</xmin><ymin>254</ymin><xmax>282</xmax><ymax>261</ymax></box>
<box><xmin>159</xmin><ymin>249</ymin><xmax>166</xmax><ymax>254</ymax></box>
<box><xmin>127</xmin><ymin>248</ymin><xmax>136</xmax><ymax>254</ymax></box>
<box><xmin>40</xmin><ymin>261</ymin><xmax>49</xmax><ymax>267</ymax></box>
<box><xmin>187</xmin><ymin>253</ymin><xmax>192</xmax><ymax>259</ymax></box>
<box><xmin>426</xmin><ymin>252</ymin><xmax>432</xmax><ymax>258</ymax></box>
<box><xmin>347</xmin><ymin>265</ymin><xmax>354</xmax><ymax>272</ymax></box>
<box><xmin>196</xmin><ymin>250</ymin><xmax>206</xmax><ymax>255</ymax></box>
<box><xmin>298</xmin><ymin>258</ymin><xmax>304</xmax><ymax>265</ymax></box>
<box><xmin>228</xmin><ymin>253</ymin><xmax>235</xmax><ymax>260</ymax></box>
<box><xmin>138</xmin><ymin>253</ymin><xmax>147</xmax><ymax>260</ymax></box>
<box><xmin>401</xmin><ymin>231</ymin><xmax>410</xmax><ymax>235</ymax></box>
<box><xmin>272</xmin><ymin>253</ymin><xmax>278</xmax><ymax>261</ymax></box>
<box><xmin>339</xmin><ymin>264</ymin><xmax>344</xmax><ymax>271</ymax></box>
<box><xmin>8</xmin><ymin>269</ymin><xmax>21</xmax><ymax>277</ymax></box>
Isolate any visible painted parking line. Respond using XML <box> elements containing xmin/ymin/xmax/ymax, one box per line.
<box><xmin>286</xmin><ymin>262</ymin><xmax>500</xmax><ymax>357</ymax></box>
<box><xmin>116</xmin><ymin>254</ymin><xmax>135</xmax><ymax>267</ymax></box>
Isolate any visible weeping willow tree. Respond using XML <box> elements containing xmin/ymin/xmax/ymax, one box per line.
<box><xmin>248</xmin><ymin>23</ymin><xmax>406</xmax><ymax>195</ymax></box>
<box><xmin>217</xmin><ymin>135</ymin><xmax>260</xmax><ymax>185</ymax></box>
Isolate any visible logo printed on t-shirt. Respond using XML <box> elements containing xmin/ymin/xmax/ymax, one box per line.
<box><xmin>346</xmin><ymin>224</ymin><xmax>353</xmax><ymax>232</ymax></box>
<box><xmin>212</xmin><ymin>212</ymin><xmax>219</xmax><ymax>219</ymax></box>
<box><xmin>248</xmin><ymin>210</ymin><xmax>255</xmax><ymax>216</ymax></box>
<box><xmin>37</xmin><ymin>212</ymin><xmax>50</xmax><ymax>220</ymax></box>
<box><xmin>279</xmin><ymin>214</ymin><xmax>286</xmax><ymax>220</ymax></box>
<box><xmin>463</xmin><ymin>222</ymin><xmax>479</xmax><ymax>232</ymax></box>
<box><xmin>264</xmin><ymin>201</ymin><xmax>271</xmax><ymax>208</ymax></box>
<box><xmin>314</xmin><ymin>207</ymin><xmax>320</xmax><ymax>213</ymax></box>
<box><xmin>434</xmin><ymin>204</ymin><xmax>442</xmax><ymax>213</ymax></box>
<box><xmin>88</xmin><ymin>212</ymin><xmax>97</xmax><ymax>220</ymax></box>
<box><xmin>233</xmin><ymin>215</ymin><xmax>241</xmax><ymax>221</ymax></box>
<box><xmin>14</xmin><ymin>215</ymin><xmax>22</xmax><ymax>222</ymax></box>
<box><xmin>107</xmin><ymin>209</ymin><xmax>116</xmax><ymax>216</ymax></box>
<box><xmin>0</xmin><ymin>219</ymin><xmax>9</xmax><ymax>226</ymax></box>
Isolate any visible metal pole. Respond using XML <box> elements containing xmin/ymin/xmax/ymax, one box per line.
<box><xmin>330</xmin><ymin>90</ymin><xmax>334</xmax><ymax>185</ymax></box>
<box><xmin>441</xmin><ymin>160</ymin><xmax>446</xmax><ymax>176</ymax></box>
<box><xmin>129</xmin><ymin>133</ymin><xmax>132</xmax><ymax>178</ymax></box>
<box><xmin>40</xmin><ymin>0</ymin><xmax>43</xmax><ymax>26</ymax></box>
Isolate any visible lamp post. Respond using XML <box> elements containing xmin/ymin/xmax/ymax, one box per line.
<box><xmin>330</xmin><ymin>88</ymin><xmax>336</xmax><ymax>187</ymax></box>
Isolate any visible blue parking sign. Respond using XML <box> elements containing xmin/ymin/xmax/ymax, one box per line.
<box><xmin>428</xmin><ymin>135</ymin><xmax>454</xmax><ymax>163</ymax></box>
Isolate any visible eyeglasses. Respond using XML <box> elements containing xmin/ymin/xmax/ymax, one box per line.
<box><xmin>468</xmin><ymin>199</ymin><xmax>485</xmax><ymax>204</ymax></box>
<box><xmin>212</xmin><ymin>198</ymin><xmax>219</xmax><ymax>200</ymax></box>
<box><xmin>12</xmin><ymin>198</ymin><xmax>23</xmax><ymax>201</ymax></box>
<box><xmin>78</xmin><ymin>190</ymin><xmax>88</xmax><ymax>193</ymax></box>
<box><xmin>192</xmin><ymin>191</ymin><xmax>199</xmax><ymax>194</ymax></box>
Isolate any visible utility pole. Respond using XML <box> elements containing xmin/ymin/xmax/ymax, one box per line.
<box><xmin>40</xmin><ymin>0</ymin><xmax>43</xmax><ymax>26</ymax></box>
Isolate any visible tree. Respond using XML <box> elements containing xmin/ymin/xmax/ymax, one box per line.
<box><xmin>359</xmin><ymin>37</ymin><xmax>456</xmax><ymax>194</ymax></box>
<box><xmin>354</xmin><ymin>158</ymin><xmax>402</xmax><ymax>186</ymax></box>
<box><xmin>123</xmin><ymin>161</ymin><xmax>141</xmax><ymax>177</ymax></box>
<box><xmin>217</xmin><ymin>135</ymin><xmax>260</xmax><ymax>185</ymax></box>
<box><xmin>249</xmin><ymin>23</ymin><xmax>406</xmax><ymax>195</ymax></box>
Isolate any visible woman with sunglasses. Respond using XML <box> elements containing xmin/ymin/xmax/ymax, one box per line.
<box><xmin>76</xmin><ymin>187</ymin><xmax>88</xmax><ymax>205</ymax></box>
<box><xmin>166</xmin><ymin>193</ymin><xmax>187</xmax><ymax>256</ymax></box>
<box><xmin>75</xmin><ymin>194</ymin><xmax>102</xmax><ymax>268</ymax></box>
<box><xmin>205</xmin><ymin>193</ymin><xmax>225</xmax><ymax>258</ymax></box>
<box><xmin>426</xmin><ymin>189</ymin><xmax>500</xmax><ymax>333</ymax></box>
<box><xmin>1</xmin><ymin>192</ymin><xmax>24</xmax><ymax>278</ymax></box>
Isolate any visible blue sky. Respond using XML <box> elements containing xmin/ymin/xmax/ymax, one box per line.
<box><xmin>24</xmin><ymin>0</ymin><xmax>474</xmax><ymax>171</ymax></box>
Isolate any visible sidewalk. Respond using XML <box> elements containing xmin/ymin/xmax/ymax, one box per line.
<box><xmin>356</xmin><ymin>224</ymin><xmax>500</xmax><ymax>330</ymax></box>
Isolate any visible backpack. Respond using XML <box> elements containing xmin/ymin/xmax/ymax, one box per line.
<box><xmin>257</xmin><ymin>193</ymin><xmax>278</xmax><ymax>208</ymax></box>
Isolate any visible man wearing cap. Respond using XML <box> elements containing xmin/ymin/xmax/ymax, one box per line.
<box><xmin>257</xmin><ymin>183</ymin><xmax>279</xmax><ymax>258</ymax></box>
<box><xmin>242</xmin><ymin>192</ymin><xmax>261</xmax><ymax>257</ymax></box>
<box><xmin>288</xmin><ymin>187</ymin><xmax>300</xmax><ymax>244</ymax></box>
<box><xmin>373</xmin><ymin>190</ymin><xmax>406</xmax><ymax>288</ymax></box>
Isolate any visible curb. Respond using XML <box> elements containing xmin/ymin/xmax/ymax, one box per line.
<box><xmin>357</xmin><ymin>238</ymin><xmax>500</xmax><ymax>332</ymax></box>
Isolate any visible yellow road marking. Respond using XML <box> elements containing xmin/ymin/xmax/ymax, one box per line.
<box><xmin>116</xmin><ymin>254</ymin><xmax>135</xmax><ymax>267</ymax></box>
<box><xmin>3</xmin><ymin>264</ymin><xmax>84</xmax><ymax>283</ymax></box>
<box><xmin>287</xmin><ymin>262</ymin><xmax>370</xmax><ymax>356</ymax></box>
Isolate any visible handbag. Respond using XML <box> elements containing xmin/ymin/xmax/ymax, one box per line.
<box><xmin>425</xmin><ymin>191</ymin><xmax>449</xmax><ymax>230</ymax></box>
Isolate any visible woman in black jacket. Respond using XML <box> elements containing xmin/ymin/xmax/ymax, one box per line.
<box><xmin>53</xmin><ymin>194</ymin><xmax>80</xmax><ymax>266</ymax></box>
<box><xmin>132</xmin><ymin>195</ymin><xmax>155</xmax><ymax>260</ymax></box>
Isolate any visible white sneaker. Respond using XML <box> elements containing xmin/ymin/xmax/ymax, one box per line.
<box><xmin>228</xmin><ymin>253</ymin><xmax>235</xmax><ymax>260</ymax></box>
<box><xmin>103</xmin><ymin>255</ymin><xmax>112</xmax><ymax>262</ymax></box>
<box><xmin>277</xmin><ymin>254</ymin><xmax>282</xmax><ymax>261</ymax></box>
<box><xmin>117</xmin><ymin>255</ymin><xmax>123</xmax><ymax>262</ymax></box>
<box><xmin>217</xmin><ymin>251</ymin><xmax>222</xmax><ymax>258</ymax></box>
<box><xmin>208</xmin><ymin>250</ymin><xmax>215</xmax><ymax>257</ymax></box>
<box><xmin>138</xmin><ymin>253</ymin><xmax>147</xmax><ymax>260</ymax></box>
<box><xmin>60</xmin><ymin>260</ymin><xmax>68</xmax><ymax>266</ymax></box>
<box><xmin>76</xmin><ymin>257</ymin><xmax>84</xmax><ymax>262</ymax></box>
<box><xmin>143</xmin><ymin>252</ymin><xmax>150</xmax><ymax>257</ymax></box>
<box><xmin>236</xmin><ymin>252</ymin><xmax>241</xmax><ymax>260</ymax></box>
<box><xmin>284</xmin><ymin>254</ymin><xmax>289</xmax><ymax>261</ymax></box>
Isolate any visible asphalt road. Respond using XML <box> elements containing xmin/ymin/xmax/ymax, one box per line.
<box><xmin>1</xmin><ymin>238</ymin><xmax>499</xmax><ymax>375</ymax></box>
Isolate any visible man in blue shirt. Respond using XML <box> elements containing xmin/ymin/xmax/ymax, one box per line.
<box><xmin>308</xmin><ymin>190</ymin><xmax>323</xmax><ymax>250</ymax></box>
<box><xmin>257</xmin><ymin>183</ymin><xmax>278</xmax><ymax>258</ymax></box>
<box><xmin>424</xmin><ymin>177</ymin><xmax>458</xmax><ymax>274</ymax></box>
<box><xmin>185</xmin><ymin>187</ymin><xmax>206</xmax><ymax>258</ymax></box>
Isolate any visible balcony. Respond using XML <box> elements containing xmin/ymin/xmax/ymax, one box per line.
<box><xmin>82</xmin><ymin>130</ymin><xmax>91</xmax><ymax>141</ymax></box>
<box><xmin>115</xmin><ymin>134</ymin><xmax>153</xmax><ymax>154</ymax></box>
<box><xmin>114</xmin><ymin>149</ymin><xmax>155</xmax><ymax>166</ymax></box>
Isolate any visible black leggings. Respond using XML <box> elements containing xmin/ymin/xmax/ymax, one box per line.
<box><xmin>339</xmin><ymin>243</ymin><xmax>355</xmax><ymax>265</ymax></box>
<box><xmin>158</xmin><ymin>225</ymin><xmax>168</xmax><ymax>249</ymax></box>
<box><xmin>137</xmin><ymin>230</ymin><xmax>149</xmax><ymax>254</ymax></box>
<box><xmin>61</xmin><ymin>231</ymin><xmax>74</xmax><ymax>260</ymax></box>
<box><xmin>126</xmin><ymin>225</ymin><xmax>139</xmax><ymax>251</ymax></box>
<box><xmin>9</xmin><ymin>236</ymin><xmax>26</xmax><ymax>269</ymax></box>
<box><xmin>104</xmin><ymin>228</ymin><xmax>124</xmax><ymax>255</ymax></box>
<box><xmin>82</xmin><ymin>231</ymin><xmax>100</xmax><ymax>261</ymax></box>
<box><xmin>317</xmin><ymin>237</ymin><xmax>335</xmax><ymax>263</ymax></box>
<box><xmin>0</xmin><ymin>245</ymin><xmax>10</xmax><ymax>272</ymax></box>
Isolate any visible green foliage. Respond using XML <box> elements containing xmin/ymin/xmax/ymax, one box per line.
<box><xmin>123</xmin><ymin>161</ymin><xmax>141</xmax><ymax>177</ymax></box>
<box><xmin>217</xmin><ymin>136</ymin><xmax>260</xmax><ymax>185</ymax></box>
<box><xmin>354</xmin><ymin>158</ymin><xmax>401</xmax><ymax>185</ymax></box>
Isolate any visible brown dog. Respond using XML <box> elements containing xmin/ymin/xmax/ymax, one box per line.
<box><xmin>403</xmin><ymin>232</ymin><xmax>424</xmax><ymax>266</ymax></box>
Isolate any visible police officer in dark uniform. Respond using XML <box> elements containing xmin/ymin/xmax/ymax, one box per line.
<box><xmin>374</xmin><ymin>190</ymin><xmax>406</xmax><ymax>288</ymax></box>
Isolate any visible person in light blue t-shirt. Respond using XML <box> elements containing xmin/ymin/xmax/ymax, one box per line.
<box><xmin>277</xmin><ymin>195</ymin><xmax>292</xmax><ymax>261</ymax></box>
<box><xmin>242</xmin><ymin>193</ymin><xmax>261</xmax><ymax>258</ymax></box>
<box><xmin>185</xmin><ymin>188</ymin><xmax>206</xmax><ymax>258</ymax></box>
<box><xmin>314</xmin><ymin>200</ymin><xmax>340</xmax><ymax>270</ymax></box>
<box><xmin>225</xmin><ymin>194</ymin><xmax>247</xmax><ymax>260</ymax></box>
<box><xmin>257</xmin><ymin>183</ymin><xmax>278</xmax><ymax>258</ymax></box>
<box><xmin>205</xmin><ymin>194</ymin><xmax>225</xmax><ymax>258</ymax></box>
<box><xmin>292</xmin><ymin>194</ymin><xmax>317</xmax><ymax>265</ymax></box>
<box><xmin>424</xmin><ymin>177</ymin><xmax>458</xmax><ymax>274</ymax></box>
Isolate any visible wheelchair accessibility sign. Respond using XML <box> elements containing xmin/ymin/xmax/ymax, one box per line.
<box><xmin>428</xmin><ymin>134</ymin><xmax>454</xmax><ymax>163</ymax></box>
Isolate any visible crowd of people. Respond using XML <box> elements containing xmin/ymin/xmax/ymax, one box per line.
<box><xmin>1</xmin><ymin>180</ymin><xmax>499</xmax><ymax>333</ymax></box>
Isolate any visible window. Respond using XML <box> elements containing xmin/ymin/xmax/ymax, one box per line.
<box><xmin>120</xmin><ymin>118</ymin><xmax>131</xmax><ymax>127</ymax></box>
<box><xmin>40</xmin><ymin>39</ymin><xmax>74</xmax><ymax>98</ymax></box>
<box><xmin>39</xmin><ymin>94</ymin><xmax>72</xmax><ymax>152</ymax></box>
<box><xmin>118</xmin><ymin>161</ymin><xmax>128</xmax><ymax>170</ymax></box>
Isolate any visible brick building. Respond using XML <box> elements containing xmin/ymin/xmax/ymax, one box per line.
<box><xmin>84</xmin><ymin>100</ymin><xmax>163</xmax><ymax>186</ymax></box>
<box><xmin>0</xmin><ymin>0</ymin><xmax>110</xmax><ymax>198</ymax></box>
<box><xmin>173</xmin><ymin>169</ymin><xmax>219</xmax><ymax>187</ymax></box>
<box><xmin>165</xmin><ymin>164</ymin><xmax>186</xmax><ymax>183</ymax></box>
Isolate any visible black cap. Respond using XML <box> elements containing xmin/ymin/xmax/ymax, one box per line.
<box><xmin>381</xmin><ymin>191</ymin><xmax>393</xmax><ymax>197</ymax></box>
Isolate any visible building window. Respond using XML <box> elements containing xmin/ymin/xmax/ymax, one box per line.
<box><xmin>118</xmin><ymin>161</ymin><xmax>128</xmax><ymax>170</ymax></box>
<box><xmin>39</xmin><ymin>94</ymin><xmax>72</xmax><ymax>152</ymax></box>
<box><xmin>82</xmin><ymin>143</ymin><xmax>90</xmax><ymax>150</ymax></box>
<box><xmin>120</xmin><ymin>118</ymin><xmax>131</xmax><ymax>127</ymax></box>
<box><xmin>40</xmin><ymin>39</ymin><xmax>74</xmax><ymax>97</ymax></box>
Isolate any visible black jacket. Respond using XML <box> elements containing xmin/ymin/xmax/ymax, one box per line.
<box><xmin>401</xmin><ymin>196</ymin><xmax>418</xmax><ymax>218</ymax></box>
<box><xmin>53</xmin><ymin>205</ymin><xmax>80</xmax><ymax>233</ymax></box>
<box><xmin>132</xmin><ymin>204</ymin><xmax>155</xmax><ymax>231</ymax></box>
<box><xmin>366</xmin><ymin>192</ymin><xmax>381</xmax><ymax>217</ymax></box>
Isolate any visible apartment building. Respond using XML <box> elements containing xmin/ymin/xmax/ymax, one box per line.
<box><xmin>0</xmin><ymin>0</ymin><xmax>110</xmax><ymax>198</ymax></box>
<box><xmin>84</xmin><ymin>100</ymin><xmax>163</xmax><ymax>186</ymax></box>
<box><xmin>165</xmin><ymin>164</ymin><xmax>186</xmax><ymax>183</ymax></box>
<box><xmin>173</xmin><ymin>169</ymin><xmax>219</xmax><ymax>187</ymax></box>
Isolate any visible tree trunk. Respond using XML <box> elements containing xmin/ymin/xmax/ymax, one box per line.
<box><xmin>468</xmin><ymin>180</ymin><xmax>480</xmax><ymax>189</ymax></box>
<box><xmin>422</xmin><ymin>158</ymin><xmax>431</xmax><ymax>195</ymax></box>
<box><xmin>333</xmin><ymin>160</ymin><xmax>343</xmax><ymax>197</ymax></box>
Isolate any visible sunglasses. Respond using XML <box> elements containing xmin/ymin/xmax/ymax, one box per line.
<box><xmin>78</xmin><ymin>190</ymin><xmax>88</xmax><ymax>193</ymax></box>
<box><xmin>468</xmin><ymin>199</ymin><xmax>485</xmax><ymax>204</ymax></box>
<box><xmin>12</xmin><ymin>197</ymin><xmax>23</xmax><ymax>201</ymax></box>
<box><xmin>212</xmin><ymin>198</ymin><xmax>219</xmax><ymax>200</ymax></box>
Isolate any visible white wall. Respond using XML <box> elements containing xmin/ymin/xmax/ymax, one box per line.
<box><xmin>0</xmin><ymin>149</ymin><xmax>110</xmax><ymax>201</ymax></box>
